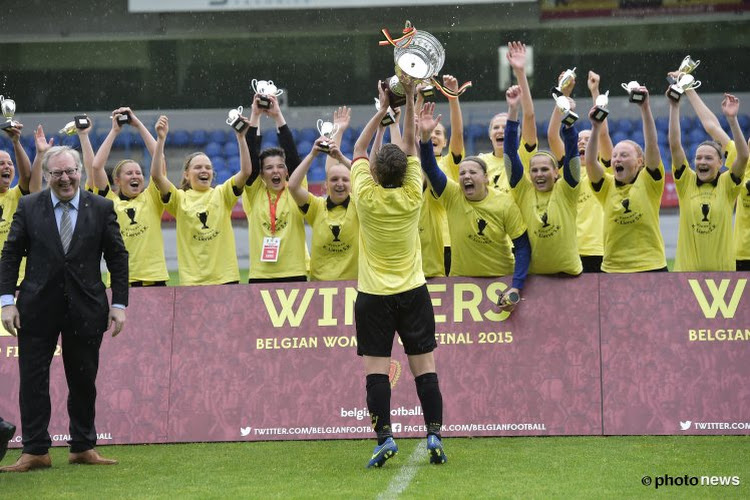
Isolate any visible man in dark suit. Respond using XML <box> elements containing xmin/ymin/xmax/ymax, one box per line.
<box><xmin>0</xmin><ymin>146</ymin><xmax>128</xmax><ymax>472</ymax></box>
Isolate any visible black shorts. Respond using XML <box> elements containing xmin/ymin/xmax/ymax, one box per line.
<box><xmin>355</xmin><ymin>284</ymin><xmax>437</xmax><ymax>357</ymax></box>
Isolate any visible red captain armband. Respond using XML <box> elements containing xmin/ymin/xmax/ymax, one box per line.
<box><xmin>352</xmin><ymin>156</ymin><xmax>369</xmax><ymax>163</ymax></box>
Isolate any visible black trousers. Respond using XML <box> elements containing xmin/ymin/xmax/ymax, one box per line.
<box><xmin>17</xmin><ymin>326</ymin><xmax>103</xmax><ymax>455</ymax></box>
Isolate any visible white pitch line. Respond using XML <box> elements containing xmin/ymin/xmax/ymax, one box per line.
<box><xmin>376</xmin><ymin>439</ymin><xmax>425</xmax><ymax>500</ymax></box>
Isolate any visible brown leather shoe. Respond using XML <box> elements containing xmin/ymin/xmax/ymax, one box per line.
<box><xmin>68</xmin><ymin>449</ymin><xmax>118</xmax><ymax>465</ymax></box>
<box><xmin>0</xmin><ymin>453</ymin><xmax>52</xmax><ymax>472</ymax></box>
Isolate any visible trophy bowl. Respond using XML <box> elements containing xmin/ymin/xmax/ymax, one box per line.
<box><xmin>591</xmin><ymin>91</ymin><xmax>610</xmax><ymax>122</ymax></box>
<box><xmin>0</xmin><ymin>95</ymin><xmax>17</xmax><ymax>130</ymax></box>
<box><xmin>393</xmin><ymin>29</ymin><xmax>445</xmax><ymax>80</ymax></box>
<box><xmin>251</xmin><ymin>79</ymin><xmax>284</xmax><ymax>109</ymax></box>
<box><xmin>226</xmin><ymin>106</ymin><xmax>248</xmax><ymax>132</ymax></box>
<box><xmin>316</xmin><ymin>119</ymin><xmax>339</xmax><ymax>152</ymax></box>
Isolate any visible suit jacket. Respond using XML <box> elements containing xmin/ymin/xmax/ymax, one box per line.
<box><xmin>0</xmin><ymin>188</ymin><xmax>128</xmax><ymax>336</ymax></box>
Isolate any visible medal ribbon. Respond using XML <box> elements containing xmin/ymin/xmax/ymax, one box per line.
<box><xmin>431</xmin><ymin>77</ymin><xmax>473</xmax><ymax>99</ymax></box>
<box><xmin>266</xmin><ymin>187</ymin><xmax>284</xmax><ymax>235</ymax></box>
<box><xmin>378</xmin><ymin>26</ymin><xmax>416</xmax><ymax>47</ymax></box>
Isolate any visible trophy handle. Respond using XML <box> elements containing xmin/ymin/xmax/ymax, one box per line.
<box><xmin>690</xmin><ymin>80</ymin><xmax>701</xmax><ymax>90</ymax></box>
<box><xmin>620</xmin><ymin>82</ymin><xmax>630</xmax><ymax>92</ymax></box>
<box><xmin>251</xmin><ymin>79</ymin><xmax>259</xmax><ymax>94</ymax></box>
<box><xmin>330</xmin><ymin>123</ymin><xmax>340</xmax><ymax>138</ymax></box>
<box><xmin>274</xmin><ymin>88</ymin><xmax>284</xmax><ymax>97</ymax></box>
<box><xmin>237</xmin><ymin>106</ymin><xmax>243</xmax><ymax>115</ymax></box>
<box><xmin>316</xmin><ymin>119</ymin><xmax>324</xmax><ymax>136</ymax></box>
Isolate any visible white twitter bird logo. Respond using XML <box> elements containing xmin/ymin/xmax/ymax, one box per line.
<box><xmin>240</xmin><ymin>427</ymin><xmax>252</xmax><ymax>437</ymax></box>
<box><xmin>679</xmin><ymin>421</ymin><xmax>692</xmax><ymax>431</ymax></box>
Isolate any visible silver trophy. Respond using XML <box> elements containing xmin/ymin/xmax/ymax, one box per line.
<box><xmin>374</xmin><ymin>98</ymin><xmax>396</xmax><ymax>127</ymax></box>
<box><xmin>59</xmin><ymin>114</ymin><xmax>91</xmax><ymax>135</ymax></box>
<box><xmin>392</xmin><ymin>23</ymin><xmax>445</xmax><ymax>81</ymax></box>
<box><xmin>591</xmin><ymin>91</ymin><xmax>610</xmax><ymax>122</ymax></box>
<box><xmin>316</xmin><ymin>119</ymin><xmax>340</xmax><ymax>153</ymax></box>
<box><xmin>553</xmin><ymin>94</ymin><xmax>579</xmax><ymax>126</ymax></box>
<box><xmin>667</xmin><ymin>55</ymin><xmax>701</xmax><ymax>85</ymax></box>
<box><xmin>226</xmin><ymin>106</ymin><xmax>248</xmax><ymax>132</ymax></box>
<box><xmin>621</xmin><ymin>81</ymin><xmax>646</xmax><ymax>104</ymax></box>
<box><xmin>251</xmin><ymin>79</ymin><xmax>284</xmax><ymax>109</ymax></box>
<box><xmin>552</xmin><ymin>67</ymin><xmax>577</xmax><ymax>96</ymax></box>
<box><xmin>0</xmin><ymin>95</ymin><xmax>17</xmax><ymax>130</ymax></box>
<box><xmin>667</xmin><ymin>73</ymin><xmax>701</xmax><ymax>102</ymax></box>
<box><xmin>381</xmin><ymin>75</ymin><xmax>407</xmax><ymax>109</ymax></box>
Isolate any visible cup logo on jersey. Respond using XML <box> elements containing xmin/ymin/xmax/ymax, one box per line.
<box><xmin>330</xmin><ymin>224</ymin><xmax>341</xmax><ymax>242</ymax></box>
<box><xmin>198</xmin><ymin>211</ymin><xmax>209</xmax><ymax>229</ymax></box>
<box><xmin>125</xmin><ymin>208</ymin><xmax>137</xmax><ymax>225</ymax></box>
<box><xmin>477</xmin><ymin>218</ymin><xmax>487</xmax><ymax>236</ymax></box>
<box><xmin>701</xmin><ymin>203</ymin><xmax>710</xmax><ymax>222</ymax></box>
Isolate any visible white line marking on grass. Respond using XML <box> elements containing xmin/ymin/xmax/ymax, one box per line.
<box><xmin>376</xmin><ymin>439</ymin><xmax>425</xmax><ymax>500</ymax></box>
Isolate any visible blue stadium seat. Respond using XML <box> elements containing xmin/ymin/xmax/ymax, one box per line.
<box><xmin>616</xmin><ymin>118</ymin><xmax>633</xmax><ymax>135</ymax></box>
<box><xmin>296</xmin><ymin>140</ymin><xmax>314</xmax><ymax>156</ymax></box>
<box><xmin>261</xmin><ymin>134</ymin><xmax>279</xmax><ymax>150</ymax></box>
<box><xmin>611</xmin><ymin>131</ymin><xmax>628</xmax><ymax>145</ymax></box>
<box><xmin>210</xmin><ymin>156</ymin><xmax>226</xmax><ymax>172</ymax></box>
<box><xmin>209</xmin><ymin>129</ymin><xmax>228</xmax><ymax>145</ymax></box>
<box><xmin>654</xmin><ymin>116</ymin><xmax>669</xmax><ymax>135</ymax></box>
<box><xmin>215</xmin><ymin>168</ymin><xmax>232</xmax><ymax>184</ymax></box>
<box><xmin>227</xmin><ymin>155</ymin><xmax>241</xmax><ymax>172</ymax></box>
<box><xmin>191</xmin><ymin>129</ymin><xmax>209</xmax><ymax>147</ymax></box>
<box><xmin>577</xmin><ymin>121</ymin><xmax>591</xmax><ymax>131</ymax></box>
<box><xmin>299</xmin><ymin>127</ymin><xmax>319</xmax><ymax>143</ymax></box>
<box><xmin>688</xmin><ymin>128</ymin><xmax>708</xmax><ymax>145</ymax></box>
<box><xmin>171</xmin><ymin>130</ymin><xmax>190</xmax><ymax>148</ymax></box>
<box><xmin>204</xmin><ymin>141</ymin><xmax>222</xmax><ymax>158</ymax></box>
<box><xmin>223</xmin><ymin>141</ymin><xmax>239</xmax><ymax>157</ymax></box>
<box><xmin>679</xmin><ymin>115</ymin><xmax>695</xmax><ymax>132</ymax></box>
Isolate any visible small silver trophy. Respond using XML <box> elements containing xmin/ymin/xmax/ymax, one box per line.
<box><xmin>667</xmin><ymin>55</ymin><xmax>701</xmax><ymax>85</ymax></box>
<box><xmin>667</xmin><ymin>73</ymin><xmax>701</xmax><ymax>102</ymax></box>
<box><xmin>381</xmin><ymin>75</ymin><xmax>407</xmax><ymax>109</ymax></box>
<box><xmin>59</xmin><ymin>115</ymin><xmax>90</xmax><ymax>135</ymax></box>
<box><xmin>392</xmin><ymin>22</ymin><xmax>445</xmax><ymax>81</ymax></box>
<box><xmin>226</xmin><ymin>106</ymin><xmax>248</xmax><ymax>132</ymax></box>
<box><xmin>591</xmin><ymin>91</ymin><xmax>610</xmax><ymax>122</ymax></box>
<box><xmin>251</xmin><ymin>79</ymin><xmax>284</xmax><ymax>109</ymax></box>
<box><xmin>316</xmin><ymin>119</ymin><xmax>340</xmax><ymax>153</ymax></box>
<box><xmin>552</xmin><ymin>67</ymin><xmax>577</xmax><ymax>96</ymax></box>
<box><xmin>374</xmin><ymin>98</ymin><xmax>396</xmax><ymax>127</ymax></box>
<box><xmin>621</xmin><ymin>81</ymin><xmax>646</xmax><ymax>104</ymax></box>
<box><xmin>0</xmin><ymin>95</ymin><xmax>17</xmax><ymax>130</ymax></box>
<box><xmin>553</xmin><ymin>93</ymin><xmax>579</xmax><ymax>126</ymax></box>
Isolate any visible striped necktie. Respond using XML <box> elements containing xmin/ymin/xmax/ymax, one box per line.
<box><xmin>59</xmin><ymin>201</ymin><xmax>73</xmax><ymax>253</ymax></box>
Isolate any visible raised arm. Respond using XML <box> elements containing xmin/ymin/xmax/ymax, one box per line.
<box><xmin>3</xmin><ymin>124</ymin><xmax>31</xmax><ymax>192</ymax></box>
<box><xmin>418</xmin><ymin>102</ymin><xmax>447</xmax><ymax>196</ymax></box>
<box><xmin>76</xmin><ymin>118</ymin><xmax>97</xmax><ymax>189</ymax></box>
<box><xmin>722</xmin><ymin>94</ymin><xmax>749</xmax><ymax>179</ymax></box>
<box><xmin>369</xmin><ymin>123</ymin><xmax>386</xmax><ymax>166</ymax></box>
<box><xmin>547</xmin><ymin>71</ymin><xmax>576</xmax><ymax>161</ymax></box>
<box><xmin>354</xmin><ymin>82</ymin><xmax>390</xmax><ymax>159</ymax></box>
<box><xmin>506</xmin><ymin>41</ymin><xmax>537</xmax><ymax>149</ymax></box>
<box><xmin>232</xmin><ymin>115</ymin><xmax>253</xmax><ymax>189</ymax></box>
<box><xmin>561</xmin><ymin>124</ymin><xmax>580</xmax><ymax>188</ymax></box>
<box><xmin>503</xmin><ymin>85</ymin><xmax>525</xmax><ymax>189</ymax></box>
<box><xmin>151</xmin><ymin>115</ymin><xmax>174</xmax><ymax>196</ymax></box>
<box><xmin>29</xmin><ymin>125</ymin><xmax>53</xmax><ymax>193</ymax></box>
<box><xmin>288</xmin><ymin>139</ymin><xmax>323</xmax><ymax>206</ymax></box>
<box><xmin>667</xmin><ymin>89</ymin><xmax>688</xmax><ymax>172</ymax></box>
<box><xmin>638</xmin><ymin>87</ymin><xmax>661</xmax><ymax>171</ymax></box>
<box><xmin>124</xmin><ymin>108</ymin><xmax>158</xmax><ymax>157</ymax></box>
<box><xmin>586</xmin><ymin>108</ymin><xmax>606</xmax><ymax>184</ymax></box>
<box><xmin>401</xmin><ymin>78</ymin><xmax>418</xmax><ymax>157</ymax></box>
<box><xmin>684</xmin><ymin>84</ymin><xmax>731</xmax><ymax>148</ymax></box>
<box><xmin>245</xmin><ymin>95</ymin><xmax>263</xmax><ymax>186</ymax></box>
<box><xmin>264</xmin><ymin>94</ymin><xmax>301</xmax><ymax>173</ymax></box>
<box><xmin>389</xmin><ymin>106</ymin><xmax>404</xmax><ymax>151</ymax></box>
<box><xmin>92</xmin><ymin>111</ymin><xmax>124</xmax><ymax>190</ymax></box>
<box><xmin>325</xmin><ymin>106</ymin><xmax>351</xmax><ymax>172</ymax></box>
<box><xmin>588</xmin><ymin>71</ymin><xmax>613</xmax><ymax>162</ymax></box>
<box><xmin>443</xmin><ymin>74</ymin><xmax>465</xmax><ymax>158</ymax></box>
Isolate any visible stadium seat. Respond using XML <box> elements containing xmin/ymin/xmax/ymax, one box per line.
<box><xmin>209</xmin><ymin>129</ymin><xmax>228</xmax><ymax>145</ymax></box>
<box><xmin>654</xmin><ymin>116</ymin><xmax>669</xmax><ymax>135</ymax></box>
<box><xmin>296</xmin><ymin>140</ymin><xmax>314</xmax><ymax>156</ymax></box>
<box><xmin>688</xmin><ymin>128</ymin><xmax>708</xmax><ymax>145</ymax></box>
<box><xmin>679</xmin><ymin>115</ymin><xmax>695</xmax><ymax>132</ymax></box>
<box><xmin>223</xmin><ymin>141</ymin><xmax>239</xmax><ymax>157</ymax></box>
<box><xmin>616</xmin><ymin>119</ymin><xmax>633</xmax><ymax>135</ymax></box>
<box><xmin>261</xmin><ymin>134</ymin><xmax>279</xmax><ymax>150</ymax></box>
<box><xmin>210</xmin><ymin>156</ymin><xmax>226</xmax><ymax>172</ymax></box>
<box><xmin>204</xmin><ymin>141</ymin><xmax>222</xmax><ymax>158</ymax></box>
<box><xmin>191</xmin><ymin>129</ymin><xmax>209</xmax><ymax>147</ymax></box>
<box><xmin>171</xmin><ymin>130</ymin><xmax>190</xmax><ymax>148</ymax></box>
<box><xmin>227</xmin><ymin>155</ymin><xmax>241</xmax><ymax>172</ymax></box>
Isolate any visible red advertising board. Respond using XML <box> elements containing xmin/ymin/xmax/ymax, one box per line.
<box><xmin>1</xmin><ymin>273</ymin><xmax>748</xmax><ymax>447</ymax></box>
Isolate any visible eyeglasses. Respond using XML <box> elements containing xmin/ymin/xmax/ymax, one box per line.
<box><xmin>48</xmin><ymin>168</ymin><xmax>79</xmax><ymax>179</ymax></box>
